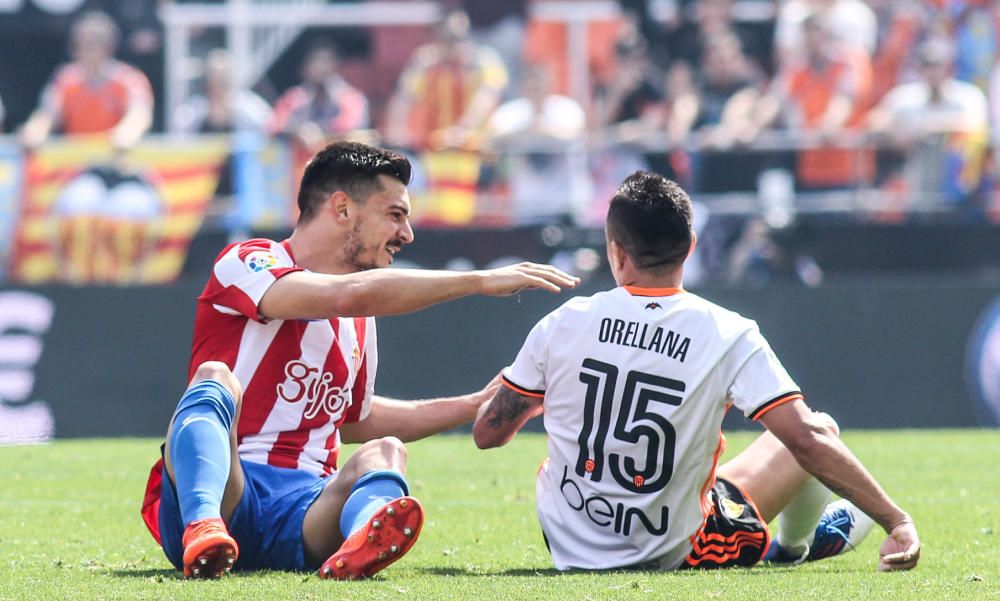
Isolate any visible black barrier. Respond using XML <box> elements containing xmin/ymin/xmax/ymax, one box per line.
<box><xmin>1</xmin><ymin>275</ymin><xmax>998</xmax><ymax>441</ymax></box>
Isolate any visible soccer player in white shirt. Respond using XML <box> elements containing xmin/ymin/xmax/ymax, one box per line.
<box><xmin>140</xmin><ymin>141</ymin><xmax>579</xmax><ymax>579</ymax></box>
<box><xmin>474</xmin><ymin>171</ymin><xmax>920</xmax><ymax>572</ymax></box>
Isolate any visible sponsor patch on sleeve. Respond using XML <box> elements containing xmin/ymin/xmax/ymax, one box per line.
<box><xmin>244</xmin><ymin>250</ymin><xmax>283</xmax><ymax>273</ymax></box>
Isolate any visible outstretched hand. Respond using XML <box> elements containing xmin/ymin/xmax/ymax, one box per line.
<box><xmin>473</xmin><ymin>372</ymin><xmax>504</xmax><ymax>409</ymax></box>
<box><xmin>478</xmin><ymin>262</ymin><xmax>580</xmax><ymax>296</ymax></box>
<box><xmin>878</xmin><ymin>521</ymin><xmax>920</xmax><ymax>571</ymax></box>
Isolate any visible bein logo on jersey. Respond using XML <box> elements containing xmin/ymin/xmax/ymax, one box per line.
<box><xmin>559</xmin><ymin>465</ymin><xmax>669</xmax><ymax>536</ymax></box>
<box><xmin>277</xmin><ymin>361</ymin><xmax>351</xmax><ymax>420</ymax></box>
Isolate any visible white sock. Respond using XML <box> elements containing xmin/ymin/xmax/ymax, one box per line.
<box><xmin>777</xmin><ymin>476</ymin><xmax>832</xmax><ymax>551</ymax></box>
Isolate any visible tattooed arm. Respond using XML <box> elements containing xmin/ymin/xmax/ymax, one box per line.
<box><xmin>472</xmin><ymin>385</ymin><xmax>544</xmax><ymax>449</ymax></box>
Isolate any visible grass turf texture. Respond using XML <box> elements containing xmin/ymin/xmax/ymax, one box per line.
<box><xmin>0</xmin><ymin>431</ymin><xmax>997</xmax><ymax>601</ymax></box>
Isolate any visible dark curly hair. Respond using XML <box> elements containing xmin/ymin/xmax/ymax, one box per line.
<box><xmin>297</xmin><ymin>141</ymin><xmax>412</xmax><ymax>223</ymax></box>
<box><xmin>606</xmin><ymin>171</ymin><xmax>694</xmax><ymax>270</ymax></box>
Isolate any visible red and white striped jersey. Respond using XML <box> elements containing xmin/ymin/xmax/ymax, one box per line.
<box><xmin>190</xmin><ymin>238</ymin><xmax>377</xmax><ymax>477</ymax></box>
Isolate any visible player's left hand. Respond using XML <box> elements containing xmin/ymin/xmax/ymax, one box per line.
<box><xmin>878</xmin><ymin>520</ymin><xmax>920</xmax><ymax>571</ymax></box>
<box><xmin>477</xmin><ymin>262</ymin><xmax>580</xmax><ymax>296</ymax></box>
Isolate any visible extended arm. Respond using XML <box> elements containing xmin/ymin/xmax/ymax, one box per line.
<box><xmin>110</xmin><ymin>97</ymin><xmax>153</xmax><ymax>149</ymax></box>
<box><xmin>20</xmin><ymin>107</ymin><xmax>56</xmax><ymax>149</ymax></box>
<box><xmin>340</xmin><ymin>373</ymin><xmax>503</xmax><ymax>443</ymax></box>
<box><xmin>472</xmin><ymin>385</ymin><xmax>543</xmax><ymax>449</ymax></box>
<box><xmin>817</xmin><ymin>93</ymin><xmax>854</xmax><ymax>135</ymax></box>
<box><xmin>258</xmin><ymin>263</ymin><xmax>578</xmax><ymax>321</ymax></box>
<box><xmin>760</xmin><ymin>400</ymin><xmax>920</xmax><ymax>570</ymax></box>
<box><xmin>340</xmin><ymin>394</ymin><xmax>480</xmax><ymax>443</ymax></box>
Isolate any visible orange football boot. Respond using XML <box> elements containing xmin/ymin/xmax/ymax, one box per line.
<box><xmin>181</xmin><ymin>517</ymin><xmax>238</xmax><ymax>578</ymax></box>
<box><xmin>318</xmin><ymin>496</ymin><xmax>424</xmax><ymax>580</ymax></box>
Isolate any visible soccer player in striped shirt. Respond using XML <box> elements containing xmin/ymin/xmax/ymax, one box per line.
<box><xmin>474</xmin><ymin>171</ymin><xmax>920</xmax><ymax>572</ymax></box>
<box><xmin>140</xmin><ymin>141</ymin><xmax>579</xmax><ymax>579</ymax></box>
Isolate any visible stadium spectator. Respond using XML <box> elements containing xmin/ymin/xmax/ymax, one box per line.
<box><xmin>868</xmin><ymin>38</ymin><xmax>990</xmax><ymax>207</ymax></box>
<box><xmin>593</xmin><ymin>28</ymin><xmax>667</xmax><ymax>139</ymax></box>
<box><xmin>384</xmin><ymin>10</ymin><xmax>508</xmax><ymax>151</ymax></box>
<box><xmin>174</xmin><ymin>49</ymin><xmax>274</xmax><ymax>216</ymax></box>
<box><xmin>139</xmin><ymin>141</ymin><xmax>579</xmax><ymax>580</ymax></box>
<box><xmin>932</xmin><ymin>0</ymin><xmax>999</xmax><ymax>91</ymax></box>
<box><xmin>174</xmin><ymin>49</ymin><xmax>273</xmax><ymax>135</ymax></box>
<box><xmin>749</xmin><ymin>12</ymin><xmax>873</xmax><ymax>190</ymax></box>
<box><xmin>589</xmin><ymin>29</ymin><xmax>667</xmax><ymax>208</ymax></box>
<box><xmin>665</xmin><ymin>0</ymin><xmax>774</xmax><ymax>77</ymax></box>
<box><xmin>20</xmin><ymin>11</ymin><xmax>153</xmax><ymax>150</ymax></box>
<box><xmin>775</xmin><ymin>0</ymin><xmax>877</xmax><ymax>67</ymax></box>
<box><xmin>670</xmin><ymin>30</ymin><xmax>763</xmax><ymax>193</ymax></box>
<box><xmin>473</xmin><ymin>170</ymin><xmax>921</xmax><ymax>573</ymax></box>
<box><xmin>868</xmin><ymin>0</ymin><xmax>927</xmax><ymax>105</ymax></box>
<box><xmin>487</xmin><ymin>63</ymin><xmax>590</xmax><ymax>223</ymax></box>
<box><xmin>522</xmin><ymin>0</ymin><xmax>623</xmax><ymax>99</ymax></box>
<box><xmin>451</xmin><ymin>0</ymin><xmax>528</xmax><ymax>85</ymax></box>
<box><xmin>270</xmin><ymin>41</ymin><xmax>370</xmax><ymax>152</ymax></box>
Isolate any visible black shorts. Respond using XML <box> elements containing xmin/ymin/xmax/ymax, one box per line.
<box><xmin>682</xmin><ymin>477</ymin><xmax>770</xmax><ymax>569</ymax></box>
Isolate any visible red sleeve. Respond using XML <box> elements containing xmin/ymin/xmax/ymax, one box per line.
<box><xmin>199</xmin><ymin>239</ymin><xmax>302</xmax><ymax>322</ymax></box>
<box><xmin>269</xmin><ymin>88</ymin><xmax>303</xmax><ymax>135</ymax></box>
<box><xmin>328</xmin><ymin>87</ymin><xmax>369</xmax><ymax>133</ymax></box>
<box><xmin>121</xmin><ymin>64</ymin><xmax>153</xmax><ymax>107</ymax></box>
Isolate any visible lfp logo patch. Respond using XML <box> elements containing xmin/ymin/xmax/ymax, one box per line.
<box><xmin>244</xmin><ymin>250</ymin><xmax>279</xmax><ymax>273</ymax></box>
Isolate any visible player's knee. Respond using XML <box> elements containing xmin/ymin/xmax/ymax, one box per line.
<box><xmin>374</xmin><ymin>436</ymin><xmax>407</xmax><ymax>462</ymax></box>
<box><xmin>812</xmin><ymin>412</ymin><xmax>840</xmax><ymax>437</ymax></box>
<box><xmin>358</xmin><ymin>436</ymin><xmax>407</xmax><ymax>464</ymax></box>
<box><xmin>191</xmin><ymin>361</ymin><xmax>242</xmax><ymax>401</ymax></box>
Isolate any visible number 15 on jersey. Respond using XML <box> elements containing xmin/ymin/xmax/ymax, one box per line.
<box><xmin>576</xmin><ymin>358</ymin><xmax>685</xmax><ymax>494</ymax></box>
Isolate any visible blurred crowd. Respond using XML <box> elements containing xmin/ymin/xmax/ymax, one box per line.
<box><xmin>2</xmin><ymin>1</ymin><xmax>1000</xmax><ymax>231</ymax></box>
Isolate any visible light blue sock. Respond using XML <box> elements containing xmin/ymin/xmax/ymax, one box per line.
<box><xmin>339</xmin><ymin>470</ymin><xmax>409</xmax><ymax>538</ymax></box>
<box><xmin>167</xmin><ymin>379</ymin><xmax>236</xmax><ymax>526</ymax></box>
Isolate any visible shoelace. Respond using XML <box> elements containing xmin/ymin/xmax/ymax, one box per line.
<box><xmin>821</xmin><ymin>512</ymin><xmax>855</xmax><ymax>550</ymax></box>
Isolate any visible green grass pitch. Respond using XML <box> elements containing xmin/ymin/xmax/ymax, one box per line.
<box><xmin>0</xmin><ymin>430</ymin><xmax>997</xmax><ymax>601</ymax></box>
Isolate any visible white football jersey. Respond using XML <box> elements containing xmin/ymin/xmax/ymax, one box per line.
<box><xmin>503</xmin><ymin>286</ymin><xmax>801</xmax><ymax>570</ymax></box>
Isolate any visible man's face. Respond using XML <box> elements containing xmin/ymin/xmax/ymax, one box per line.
<box><xmin>72</xmin><ymin>26</ymin><xmax>113</xmax><ymax>68</ymax></box>
<box><xmin>921</xmin><ymin>60</ymin><xmax>949</xmax><ymax>88</ymax></box>
<box><xmin>522</xmin><ymin>68</ymin><xmax>550</xmax><ymax>104</ymax></box>
<box><xmin>304</xmin><ymin>50</ymin><xmax>337</xmax><ymax>85</ymax></box>
<box><xmin>343</xmin><ymin>175</ymin><xmax>414</xmax><ymax>271</ymax></box>
<box><xmin>803</xmin><ymin>21</ymin><xmax>829</xmax><ymax>60</ymax></box>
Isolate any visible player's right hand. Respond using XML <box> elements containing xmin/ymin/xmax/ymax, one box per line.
<box><xmin>477</xmin><ymin>262</ymin><xmax>580</xmax><ymax>296</ymax></box>
<box><xmin>878</xmin><ymin>521</ymin><xmax>920</xmax><ymax>571</ymax></box>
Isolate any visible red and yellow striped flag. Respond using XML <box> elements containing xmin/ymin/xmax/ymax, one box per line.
<box><xmin>411</xmin><ymin>150</ymin><xmax>480</xmax><ymax>226</ymax></box>
<box><xmin>10</xmin><ymin>137</ymin><xmax>228</xmax><ymax>284</ymax></box>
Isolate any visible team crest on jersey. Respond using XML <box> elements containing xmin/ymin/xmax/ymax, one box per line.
<box><xmin>244</xmin><ymin>250</ymin><xmax>280</xmax><ymax>273</ymax></box>
<box><xmin>644</xmin><ymin>302</ymin><xmax>662</xmax><ymax>310</ymax></box>
<box><xmin>721</xmin><ymin>498</ymin><xmax>747</xmax><ymax>520</ymax></box>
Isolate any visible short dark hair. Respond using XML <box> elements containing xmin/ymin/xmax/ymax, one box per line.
<box><xmin>606</xmin><ymin>171</ymin><xmax>693</xmax><ymax>270</ymax></box>
<box><xmin>297</xmin><ymin>141</ymin><xmax>412</xmax><ymax>222</ymax></box>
